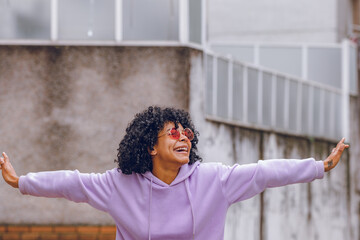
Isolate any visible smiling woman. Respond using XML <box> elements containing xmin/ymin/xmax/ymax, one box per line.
<box><xmin>0</xmin><ymin>106</ymin><xmax>349</xmax><ymax>240</ymax></box>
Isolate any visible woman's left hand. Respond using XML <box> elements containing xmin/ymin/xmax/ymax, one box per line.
<box><xmin>324</xmin><ymin>138</ymin><xmax>349</xmax><ymax>172</ymax></box>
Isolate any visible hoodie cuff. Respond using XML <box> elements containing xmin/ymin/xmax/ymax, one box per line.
<box><xmin>18</xmin><ymin>175</ymin><xmax>27</xmax><ymax>194</ymax></box>
<box><xmin>315</xmin><ymin>161</ymin><xmax>325</xmax><ymax>179</ymax></box>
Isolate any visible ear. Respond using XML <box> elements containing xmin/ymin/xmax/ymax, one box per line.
<box><xmin>148</xmin><ymin>147</ymin><xmax>157</xmax><ymax>156</ymax></box>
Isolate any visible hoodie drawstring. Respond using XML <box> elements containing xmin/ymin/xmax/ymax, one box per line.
<box><xmin>148</xmin><ymin>177</ymin><xmax>153</xmax><ymax>240</ymax></box>
<box><xmin>185</xmin><ymin>179</ymin><xmax>195</xmax><ymax>239</ymax></box>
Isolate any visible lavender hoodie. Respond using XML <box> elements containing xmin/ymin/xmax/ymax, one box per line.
<box><xmin>19</xmin><ymin>158</ymin><xmax>324</xmax><ymax>240</ymax></box>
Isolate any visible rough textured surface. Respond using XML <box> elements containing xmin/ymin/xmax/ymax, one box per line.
<box><xmin>0</xmin><ymin>46</ymin><xmax>190</xmax><ymax>224</ymax></box>
<box><xmin>189</xmin><ymin>51</ymin><xmax>358</xmax><ymax>240</ymax></box>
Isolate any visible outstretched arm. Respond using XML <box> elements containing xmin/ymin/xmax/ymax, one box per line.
<box><xmin>324</xmin><ymin>138</ymin><xmax>349</xmax><ymax>172</ymax></box>
<box><xmin>0</xmin><ymin>152</ymin><xmax>19</xmax><ymax>188</ymax></box>
<box><xmin>1</xmin><ymin>152</ymin><xmax>114</xmax><ymax>212</ymax></box>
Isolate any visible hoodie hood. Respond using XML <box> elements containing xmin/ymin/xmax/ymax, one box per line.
<box><xmin>142</xmin><ymin>161</ymin><xmax>200</xmax><ymax>186</ymax></box>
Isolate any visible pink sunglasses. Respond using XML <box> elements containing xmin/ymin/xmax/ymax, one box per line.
<box><xmin>158</xmin><ymin>128</ymin><xmax>194</xmax><ymax>141</ymax></box>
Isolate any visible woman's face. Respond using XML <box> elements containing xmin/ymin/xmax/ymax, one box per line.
<box><xmin>151</xmin><ymin>122</ymin><xmax>192</xmax><ymax>170</ymax></box>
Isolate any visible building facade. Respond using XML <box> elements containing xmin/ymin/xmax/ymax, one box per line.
<box><xmin>0</xmin><ymin>0</ymin><xmax>359</xmax><ymax>239</ymax></box>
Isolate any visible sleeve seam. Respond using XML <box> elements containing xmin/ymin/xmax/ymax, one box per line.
<box><xmin>104</xmin><ymin>171</ymin><xmax>115</xmax><ymax>213</ymax></box>
<box><xmin>218</xmin><ymin>165</ymin><xmax>231</xmax><ymax>206</ymax></box>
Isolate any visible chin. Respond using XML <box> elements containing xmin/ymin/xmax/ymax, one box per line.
<box><xmin>178</xmin><ymin>158</ymin><xmax>190</xmax><ymax>165</ymax></box>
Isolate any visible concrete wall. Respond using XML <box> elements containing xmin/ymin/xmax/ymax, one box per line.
<box><xmin>0</xmin><ymin>46</ymin><xmax>191</xmax><ymax>224</ymax></box>
<box><xmin>336</xmin><ymin>0</ymin><xmax>353</xmax><ymax>42</ymax></box>
<box><xmin>208</xmin><ymin>0</ymin><xmax>351</xmax><ymax>43</ymax></box>
<box><xmin>189</xmin><ymin>50</ymin><xmax>359</xmax><ymax>240</ymax></box>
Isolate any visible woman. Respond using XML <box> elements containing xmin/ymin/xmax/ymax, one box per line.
<box><xmin>0</xmin><ymin>106</ymin><xmax>349</xmax><ymax>240</ymax></box>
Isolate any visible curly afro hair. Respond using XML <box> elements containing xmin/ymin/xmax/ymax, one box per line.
<box><xmin>116</xmin><ymin>106</ymin><xmax>202</xmax><ymax>174</ymax></box>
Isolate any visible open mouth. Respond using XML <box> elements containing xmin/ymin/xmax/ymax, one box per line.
<box><xmin>174</xmin><ymin>147</ymin><xmax>188</xmax><ymax>153</ymax></box>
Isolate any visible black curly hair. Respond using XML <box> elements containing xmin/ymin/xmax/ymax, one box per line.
<box><xmin>116</xmin><ymin>106</ymin><xmax>202</xmax><ymax>174</ymax></box>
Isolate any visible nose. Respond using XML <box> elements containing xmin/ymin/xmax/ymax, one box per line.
<box><xmin>178</xmin><ymin>131</ymin><xmax>189</xmax><ymax>142</ymax></box>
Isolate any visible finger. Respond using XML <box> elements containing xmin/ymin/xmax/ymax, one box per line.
<box><xmin>336</xmin><ymin>138</ymin><xmax>345</xmax><ymax>147</ymax></box>
<box><xmin>340</xmin><ymin>144</ymin><xmax>350</xmax><ymax>151</ymax></box>
<box><xmin>336</xmin><ymin>143</ymin><xmax>349</xmax><ymax>154</ymax></box>
<box><xmin>2</xmin><ymin>152</ymin><xmax>8</xmax><ymax>163</ymax></box>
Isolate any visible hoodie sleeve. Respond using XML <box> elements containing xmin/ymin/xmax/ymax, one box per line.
<box><xmin>18</xmin><ymin>169</ymin><xmax>115</xmax><ymax>212</ymax></box>
<box><xmin>219</xmin><ymin>158</ymin><xmax>324</xmax><ymax>204</ymax></box>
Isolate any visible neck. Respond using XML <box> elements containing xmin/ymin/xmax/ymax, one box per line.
<box><xmin>152</xmin><ymin>163</ymin><xmax>181</xmax><ymax>185</ymax></box>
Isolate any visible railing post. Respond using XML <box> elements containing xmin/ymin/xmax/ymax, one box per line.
<box><xmin>201</xmin><ymin>0</ymin><xmax>206</xmax><ymax>46</ymax></box>
<box><xmin>308</xmin><ymin>86</ymin><xmax>314</xmax><ymax>136</ymax></box>
<box><xmin>179</xmin><ymin>0</ymin><xmax>189</xmax><ymax>43</ymax></box>
<box><xmin>341</xmin><ymin>39</ymin><xmax>350</xmax><ymax>140</ymax></box>
<box><xmin>243</xmin><ymin>66</ymin><xmax>248</xmax><ymax>123</ymax></box>
<box><xmin>284</xmin><ymin>78</ymin><xmax>289</xmax><ymax>129</ymax></box>
<box><xmin>228</xmin><ymin>56</ymin><xmax>233</xmax><ymax>120</ymax></box>
<box><xmin>50</xmin><ymin>0</ymin><xmax>58</xmax><ymax>41</ymax></box>
<box><xmin>258</xmin><ymin>71</ymin><xmax>263</xmax><ymax>124</ymax></box>
<box><xmin>271</xmin><ymin>74</ymin><xmax>276</xmax><ymax>127</ymax></box>
<box><xmin>296</xmin><ymin>82</ymin><xmax>302</xmax><ymax>133</ymax></box>
<box><xmin>319</xmin><ymin>89</ymin><xmax>325</xmax><ymax>137</ymax></box>
<box><xmin>203</xmin><ymin>51</ymin><xmax>208</xmax><ymax>114</ymax></box>
<box><xmin>213</xmin><ymin>57</ymin><xmax>218</xmax><ymax>116</ymax></box>
<box><xmin>301</xmin><ymin>44</ymin><xmax>308</xmax><ymax>80</ymax></box>
<box><xmin>329</xmin><ymin>92</ymin><xmax>335</xmax><ymax>139</ymax></box>
<box><xmin>115</xmin><ymin>0</ymin><xmax>123</xmax><ymax>42</ymax></box>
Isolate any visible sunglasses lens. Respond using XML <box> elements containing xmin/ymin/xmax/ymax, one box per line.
<box><xmin>184</xmin><ymin>128</ymin><xmax>194</xmax><ymax>141</ymax></box>
<box><xmin>169</xmin><ymin>128</ymin><xmax>180</xmax><ymax>139</ymax></box>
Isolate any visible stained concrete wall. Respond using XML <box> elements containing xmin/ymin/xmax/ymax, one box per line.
<box><xmin>0</xmin><ymin>45</ymin><xmax>359</xmax><ymax>240</ymax></box>
<box><xmin>0</xmin><ymin>46</ymin><xmax>190</xmax><ymax>224</ymax></box>
<box><xmin>189</xmin><ymin>50</ymin><xmax>359</xmax><ymax>240</ymax></box>
<box><xmin>208</xmin><ymin>0</ymin><xmax>352</xmax><ymax>43</ymax></box>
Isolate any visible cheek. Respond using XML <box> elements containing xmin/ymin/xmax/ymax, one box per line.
<box><xmin>161</xmin><ymin>140</ymin><xmax>177</xmax><ymax>153</ymax></box>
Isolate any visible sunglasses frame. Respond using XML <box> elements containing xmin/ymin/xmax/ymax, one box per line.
<box><xmin>158</xmin><ymin>127</ymin><xmax>194</xmax><ymax>141</ymax></box>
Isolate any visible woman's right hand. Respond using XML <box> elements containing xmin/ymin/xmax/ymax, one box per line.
<box><xmin>0</xmin><ymin>152</ymin><xmax>19</xmax><ymax>188</ymax></box>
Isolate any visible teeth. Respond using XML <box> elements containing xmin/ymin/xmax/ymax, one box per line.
<box><xmin>175</xmin><ymin>147</ymin><xmax>188</xmax><ymax>151</ymax></box>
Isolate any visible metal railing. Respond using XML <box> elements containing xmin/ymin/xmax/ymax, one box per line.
<box><xmin>210</xmin><ymin>40</ymin><xmax>358</xmax><ymax>96</ymax></box>
<box><xmin>204</xmin><ymin>42</ymin><xmax>354</xmax><ymax>141</ymax></box>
